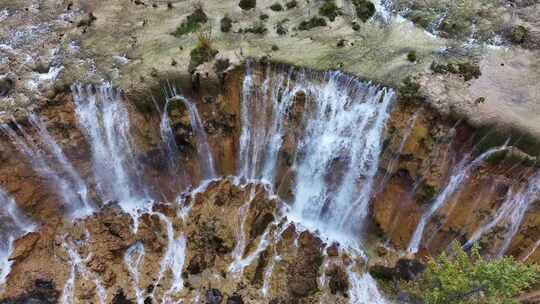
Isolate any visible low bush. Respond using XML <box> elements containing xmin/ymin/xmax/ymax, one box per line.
<box><xmin>298</xmin><ymin>17</ymin><xmax>327</xmax><ymax>31</ymax></box>
<box><xmin>172</xmin><ymin>7</ymin><xmax>208</xmax><ymax>37</ymax></box>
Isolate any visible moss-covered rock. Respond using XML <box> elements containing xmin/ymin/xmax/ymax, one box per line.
<box><xmin>298</xmin><ymin>17</ymin><xmax>327</xmax><ymax>31</ymax></box>
<box><xmin>352</xmin><ymin>0</ymin><xmax>376</xmax><ymax>22</ymax></box>
<box><xmin>326</xmin><ymin>266</ymin><xmax>349</xmax><ymax>295</ymax></box>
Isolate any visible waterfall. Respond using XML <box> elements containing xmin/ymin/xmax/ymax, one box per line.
<box><xmin>0</xmin><ymin>189</ymin><xmax>36</xmax><ymax>291</ymax></box>
<box><xmin>495</xmin><ymin>171</ymin><xmax>540</xmax><ymax>257</ymax></box>
<box><xmin>150</xmin><ymin>212</ymin><xmax>187</xmax><ymax>300</ymax></box>
<box><xmin>348</xmin><ymin>268</ymin><xmax>389</xmax><ymax>304</ymax></box>
<box><xmin>124</xmin><ymin>242</ymin><xmax>146</xmax><ymax>304</ymax></box>
<box><xmin>238</xmin><ymin>62</ymin><xmax>300</xmax><ymax>184</ymax></box>
<box><xmin>72</xmin><ymin>83</ymin><xmax>152</xmax><ymax>224</ymax></box>
<box><xmin>380</xmin><ymin>112</ymin><xmax>418</xmax><ymax>190</ymax></box>
<box><xmin>238</xmin><ymin>62</ymin><xmax>395</xmax><ymax>238</ymax></box>
<box><xmin>161</xmin><ymin>93</ymin><xmax>216</xmax><ymax>180</ymax></box>
<box><xmin>182</xmin><ymin>99</ymin><xmax>216</xmax><ymax>179</ymax></box>
<box><xmin>408</xmin><ymin>144</ymin><xmax>509</xmax><ymax>254</ymax></box>
<box><xmin>463</xmin><ymin>171</ymin><xmax>540</xmax><ymax>252</ymax></box>
<box><xmin>0</xmin><ymin>117</ymin><xmax>94</xmax><ymax>219</ymax></box>
<box><xmin>61</xmin><ymin>234</ymin><xmax>107</xmax><ymax>304</ymax></box>
<box><xmin>160</xmin><ymin>98</ymin><xmax>182</xmax><ymax>184</ymax></box>
<box><xmin>523</xmin><ymin>239</ymin><xmax>540</xmax><ymax>261</ymax></box>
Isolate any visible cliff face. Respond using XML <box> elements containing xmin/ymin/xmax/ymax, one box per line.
<box><xmin>0</xmin><ymin>61</ymin><xmax>538</xmax><ymax>303</ymax></box>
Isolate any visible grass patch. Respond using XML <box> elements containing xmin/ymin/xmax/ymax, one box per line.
<box><xmin>172</xmin><ymin>7</ymin><xmax>208</xmax><ymax>37</ymax></box>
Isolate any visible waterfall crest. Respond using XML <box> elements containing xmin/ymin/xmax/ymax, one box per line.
<box><xmin>238</xmin><ymin>62</ymin><xmax>395</xmax><ymax>240</ymax></box>
<box><xmin>72</xmin><ymin>84</ymin><xmax>152</xmax><ymax>224</ymax></box>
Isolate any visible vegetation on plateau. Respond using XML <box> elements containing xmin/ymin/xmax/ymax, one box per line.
<box><xmin>402</xmin><ymin>242</ymin><xmax>539</xmax><ymax>304</ymax></box>
<box><xmin>172</xmin><ymin>5</ymin><xmax>208</xmax><ymax>37</ymax></box>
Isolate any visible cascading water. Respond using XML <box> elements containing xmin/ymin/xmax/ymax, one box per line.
<box><xmin>159</xmin><ymin>84</ymin><xmax>216</xmax><ymax>181</ymax></box>
<box><xmin>160</xmin><ymin>98</ymin><xmax>183</xmax><ymax>185</ymax></box>
<box><xmin>183</xmin><ymin>98</ymin><xmax>216</xmax><ymax>179</ymax></box>
<box><xmin>348</xmin><ymin>268</ymin><xmax>389</xmax><ymax>304</ymax></box>
<box><xmin>0</xmin><ymin>117</ymin><xmax>94</xmax><ymax>219</ymax></box>
<box><xmin>72</xmin><ymin>83</ymin><xmax>152</xmax><ymax>225</ymax></box>
<box><xmin>239</xmin><ymin>62</ymin><xmax>395</xmax><ymax>239</ymax></box>
<box><xmin>494</xmin><ymin>171</ymin><xmax>540</xmax><ymax>257</ymax></box>
<box><xmin>150</xmin><ymin>212</ymin><xmax>187</xmax><ymax>301</ymax></box>
<box><xmin>408</xmin><ymin>144</ymin><xmax>509</xmax><ymax>254</ymax></box>
<box><xmin>0</xmin><ymin>189</ymin><xmax>36</xmax><ymax>291</ymax></box>
<box><xmin>124</xmin><ymin>242</ymin><xmax>146</xmax><ymax>304</ymax></box>
<box><xmin>61</xmin><ymin>233</ymin><xmax>107</xmax><ymax>304</ymax></box>
<box><xmin>463</xmin><ymin>171</ymin><xmax>540</xmax><ymax>253</ymax></box>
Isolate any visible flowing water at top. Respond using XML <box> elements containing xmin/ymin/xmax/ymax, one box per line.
<box><xmin>72</xmin><ymin>84</ymin><xmax>152</xmax><ymax>225</ymax></box>
<box><xmin>239</xmin><ymin>62</ymin><xmax>395</xmax><ymax>240</ymax></box>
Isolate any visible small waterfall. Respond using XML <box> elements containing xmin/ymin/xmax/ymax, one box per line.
<box><xmin>238</xmin><ymin>62</ymin><xmax>299</xmax><ymax>184</ymax></box>
<box><xmin>160</xmin><ymin>98</ymin><xmax>182</xmax><ymax>184</ymax></box>
<box><xmin>238</xmin><ymin>62</ymin><xmax>395</xmax><ymax>238</ymax></box>
<box><xmin>347</xmin><ymin>268</ymin><xmax>388</xmax><ymax>304</ymax></box>
<box><xmin>151</xmin><ymin>212</ymin><xmax>187</xmax><ymax>300</ymax></box>
<box><xmin>380</xmin><ymin>112</ymin><xmax>418</xmax><ymax>190</ymax></box>
<box><xmin>228</xmin><ymin>200</ymin><xmax>253</xmax><ymax>275</ymax></box>
<box><xmin>72</xmin><ymin>84</ymin><xmax>152</xmax><ymax>224</ymax></box>
<box><xmin>408</xmin><ymin>144</ymin><xmax>509</xmax><ymax>254</ymax></box>
<box><xmin>0</xmin><ymin>117</ymin><xmax>94</xmax><ymax>219</ymax></box>
<box><xmin>523</xmin><ymin>239</ymin><xmax>540</xmax><ymax>261</ymax></box>
<box><xmin>183</xmin><ymin>99</ymin><xmax>216</xmax><ymax>179</ymax></box>
<box><xmin>124</xmin><ymin>242</ymin><xmax>146</xmax><ymax>304</ymax></box>
<box><xmin>0</xmin><ymin>189</ymin><xmax>36</xmax><ymax>291</ymax></box>
<box><xmin>61</xmin><ymin>235</ymin><xmax>106</xmax><ymax>304</ymax></box>
<box><xmin>494</xmin><ymin>171</ymin><xmax>540</xmax><ymax>257</ymax></box>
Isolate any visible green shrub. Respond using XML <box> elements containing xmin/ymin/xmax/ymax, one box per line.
<box><xmin>403</xmin><ymin>242</ymin><xmax>539</xmax><ymax>304</ymax></box>
<box><xmin>189</xmin><ymin>31</ymin><xmax>218</xmax><ymax>72</ymax></box>
<box><xmin>398</xmin><ymin>76</ymin><xmax>425</xmax><ymax>103</ymax></box>
<box><xmin>457</xmin><ymin>62</ymin><xmax>481</xmax><ymax>81</ymax></box>
<box><xmin>270</xmin><ymin>2</ymin><xmax>283</xmax><ymax>11</ymax></box>
<box><xmin>352</xmin><ymin>0</ymin><xmax>376</xmax><ymax>22</ymax></box>
<box><xmin>244</xmin><ymin>21</ymin><xmax>268</xmax><ymax>34</ymax></box>
<box><xmin>298</xmin><ymin>17</ymin><xmax>327</xmax><ymax>31</ymax></box>
<box><xmin>220</xmin><ymin>16</ymin><xmax>233</xmax><ymax>33</ymax></box>
<box><xmin>407</xmin><ymin>50</ymin><xmax>417</xmax><ymax>62</ymax></box>
<box><xmin>172</xmin><ymin>8</ymin><xmax>208</xmax><ymax>37</ymax></box>
<box><xmin>239</xmin><ymin>0</ymin><xmax>256</xmax><ymax>10</ymax></box>
<box><xmin>285</xmin><ymin>0</ymin><xmax>297</xmax><ymax>9</ymax></box>
<box><xmin>319</xmin><ymin>1</ymin><xmax>340</xmax><ymax>22</ymax></box>
<box><xmin>430</xmin><ymin>61</ymin><xmax>480</xmax><ymax>81</ymax></box>
<box><xmin>509</xmin><ymin>25</ymin><xmax>529</xmax><ymax>44</ymax></box>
